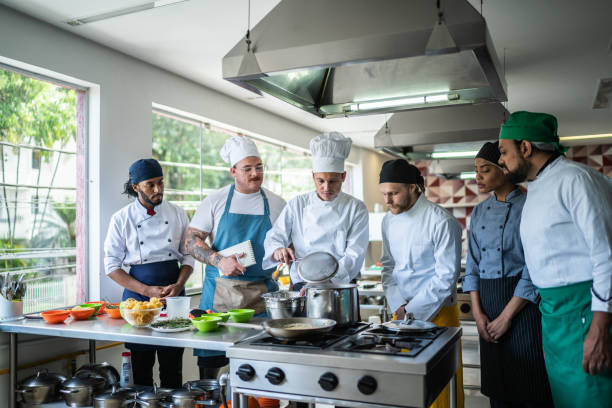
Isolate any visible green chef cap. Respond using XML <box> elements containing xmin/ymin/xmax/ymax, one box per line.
<box><xmin>499</xmin><ymin>111</ymin><xmax>567</xmax><ymax>154</ymax></box>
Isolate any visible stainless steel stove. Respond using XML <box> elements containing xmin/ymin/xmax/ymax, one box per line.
<box><xmin>227</xmin><ymin>324</ymin><xmax>462</xmax><ymax>408</ymax></box>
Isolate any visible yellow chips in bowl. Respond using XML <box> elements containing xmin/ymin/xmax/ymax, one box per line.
<box><xmin>121</xmin><ymin>298</ymin><xmax>163</xmax><ymax>327</ymax></box>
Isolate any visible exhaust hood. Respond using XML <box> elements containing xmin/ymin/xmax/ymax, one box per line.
<box><xmin>223</xmin><ymin>0</ymin><xmax>507</xmax><ymax>118</ymax></box>
<box><xmin>375</xmin><ymin>102</ymin><xmax>508</xmax><ymax>177</ymax></box>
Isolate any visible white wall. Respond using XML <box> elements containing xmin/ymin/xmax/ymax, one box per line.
<box><xmin>0</xmin><ymin>5</ymin><xmax>389</xmax><ymax>396</ymax></box>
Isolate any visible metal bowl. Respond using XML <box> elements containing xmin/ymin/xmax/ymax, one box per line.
<box><xmin>261</xmin><ymin>291</ymin><xmax>305</xmax><ymax>319</ymax></box>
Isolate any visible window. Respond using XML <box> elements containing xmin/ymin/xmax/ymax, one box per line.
<box><xmin>152</xmin><ymin>108</ymin><xmax>353</xmax><ymax>293</ymax></box>
<box><xmin>0</xmin><ymin>67</ymin><xmax>86</xmax><ymax>312</ymax></box>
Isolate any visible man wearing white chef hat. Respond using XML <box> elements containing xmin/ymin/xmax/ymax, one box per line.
<box><xmin>183</xmin><ymin>135</ymin><xmax>286</xmax><ymax>378</ymax></box>
<box><xmin>263</xmin><ymin>132</ymin><xmax>369</xmax><ymax>292</ymax></box>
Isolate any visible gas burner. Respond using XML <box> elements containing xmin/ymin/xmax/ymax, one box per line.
<box><xmin>249</xmin><ymin>322</ymin><xmax>371</xmax><ymax>350</ymax></box>
<box><xmin>333</xmin><ymin>327</ymin><xmax>447</xmax><ymax>357</ymax></box>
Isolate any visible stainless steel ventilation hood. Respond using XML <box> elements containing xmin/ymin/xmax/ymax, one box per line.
<box><xmin>223</xmin><ymin>0</ymin><xmax>507</xmax><ymax>118</ymax></box>
<box><xmin>375</xmin><ymin>102</ymin><xmax>508</xmax><ymax>160</ymax></box>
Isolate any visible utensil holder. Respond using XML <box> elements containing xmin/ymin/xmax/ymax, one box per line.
<box><xmin>0</xmin><ymin>296</ymin><xmax>23</xmax><ymax>321</ymax></box>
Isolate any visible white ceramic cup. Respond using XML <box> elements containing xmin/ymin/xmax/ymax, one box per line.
<box><xmin>165</xmin><ymin>296</ymin><xmax>190</xmax><ymax>319</ymax></box>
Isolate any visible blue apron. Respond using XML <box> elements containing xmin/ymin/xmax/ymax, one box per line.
<box><xmin>195</xmin><ymin>185</ymin><xmax>278</xmax><ymax>357</ymax></box>
<box><xmin>123</xmin><ymin>259</ymin><xmax>184</xmax><ymax>351</ymax></box>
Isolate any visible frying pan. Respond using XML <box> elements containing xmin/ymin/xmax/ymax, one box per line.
<box><xmin>222</xmin><ymin>317</ymin><xmax>337</xmax><ymax>340</ymax></box>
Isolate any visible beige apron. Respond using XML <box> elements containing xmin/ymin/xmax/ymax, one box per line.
<box><xmin>213</xmin><ymin>277</ymin><xmax>268</xmax><ymax>314</ymax></box>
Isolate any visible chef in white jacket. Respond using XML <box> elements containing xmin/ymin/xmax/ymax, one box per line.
<box><xmin>263</xmin><ymin>132</ymin><xmax>369</xmax><ymax>291</ymax></box>
<box><xmin>498</xmin><ymin>111</ymin><xmax>612</xmax><ymax>408</ymax></box>
<box><xmin>379</xmin><ymin>159</ymin><xmax>464</xmax><ymax>408</ymax></box>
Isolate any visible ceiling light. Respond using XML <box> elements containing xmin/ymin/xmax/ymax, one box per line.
<box><xmin>65</xmin><ymin>0</ymin><xmax>188</xmax><ymax>26</ymax></box>
<box><xmin>431</xmin><ymin>150</ymin><xmax>479</xmax><ymax>159</ymax></box>
<box><xmin>559</xmin><ymin>133</ymin><xmax>612</xmax><ymax>141</ymax></box>
<box><xmin>459</xmin><ymin>172</ymin><xmax>476</xmax><ymax>180</ymax></box>
<box><xmin>425</xmin><ymin>94</ymin><xmax>449</xmax><ymax>103</ymax></box>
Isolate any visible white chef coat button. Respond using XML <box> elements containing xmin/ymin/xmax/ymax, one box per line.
<box><xmin>140</xmin><ymin>241</ymin><xmax>144</xmax><ymax>245</ymax></box>
<box><xmin>168</xmin><ymin>253</ymin><xmax>172</xmax><ymax>256</ymax></box>
<box><xmin>497</xmin><ymin>248</ymin><xmax>501</xmax><ymax>251</ymax></box>
<box><xmin>486</xmin><ymin>206</ymin><xmax>490</xmax><ymax>210</ymax></box>
<box><xmin>144</xmin><ymin>259</ymin><xmax>147</xmax><ymax>262</ymax></box>
<box><xmin>137</xmin><ymin>225</ymin><xmax>141</xmax><ymax>228</ymax></box>
<box><xmin>165</xmin><ymin>221</ymin><xmax>168</xmax><ymax>224</ymax></box>
<box><xmin>482</xmin><ymin>247</ymin><xmax>486</xmax><ymax>252</ymax></box>
<box><xmin>168</xmin><ymin>238</ymin><xmax>172</xmax><ymax>242</ymax></box>
<box><xmin>481</xmin><ymin>226</ymin><xmax>485</xmax><ymax>230</ymax></box>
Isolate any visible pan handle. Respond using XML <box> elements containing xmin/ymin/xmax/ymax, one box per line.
<box><xmin>218</xmin><ymin>322</ymin><xmax>263</xmax><ymax>330</ymax></box>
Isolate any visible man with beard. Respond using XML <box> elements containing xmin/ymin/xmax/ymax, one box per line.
<box><xmin>378</xmin><ymin>159</ymin><xmax>464</xmax><ymax>408</ymax></box>
<box><xmin>183</xmin><ymin>136</ymin><xmax>286</xmax><ymax>379</ymax></box>
<box><xmin>263</xmin><ymin>132</ymin><xmax>369</xmax><ymax>292</ymax></box>
<box><xmin>498</xmin><ymin>111</ymin><xmax>612</xmax><ymax>408</ymax></box>
<box><xmin>104</xmin><ymin>158</ymin><xmax>194</xmax><ymax>388</ymax></box>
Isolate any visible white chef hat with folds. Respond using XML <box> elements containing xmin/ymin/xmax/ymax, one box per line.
<box><xmin>310</xmin><ymin>132</ymin><xmax>352</xmax><ymax>173</ymax></box>
<box><xmin>220</xmin><ymin>136</ymin><xmax>261</xmax><ymax>167</ymax></box>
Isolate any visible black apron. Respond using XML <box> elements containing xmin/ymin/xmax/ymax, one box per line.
<box><xmin>479</xmin><ymin>275</ymin><xmax>553</xmax><ymax>404</ymax></box>
<box><xmin>123</xmin><ymin>259</ymin><xmax>184</xmax><ymax>352</ymax></box>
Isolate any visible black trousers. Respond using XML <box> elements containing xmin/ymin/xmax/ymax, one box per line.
<box><xmin>130</xmin><ymin>347</ymin><xmax>184</xmax><ymax>389</ymax></box>
<box><xmin>198</xmin><ymin>355</ymin><xmax>229</xmax><ymax>379</ymax></box>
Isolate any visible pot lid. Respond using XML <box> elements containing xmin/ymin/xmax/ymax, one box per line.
<box><xmin>62</xmin><ymin>376</ymin><xmax>105</xmax><ymax>388</ymax></box>
<box><xmin>21</xmin><ymin>369</ymin><xmax>62</xmax><ymax>387</ymax></box>
<box><xmin>296</xmin><ymin>252</ymin><xmax>339</xmax><ymax>283</ymax></box>
<box><xmin>172</xmin><ymin>385</ymin><xmax>205</xmax><ymax>399</ymax></box>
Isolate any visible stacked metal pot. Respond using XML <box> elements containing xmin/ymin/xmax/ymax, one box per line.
<box><xmin>262</xmin><ymin>251</ymin><xmax>360</xmax><ymax>326</ymax></box>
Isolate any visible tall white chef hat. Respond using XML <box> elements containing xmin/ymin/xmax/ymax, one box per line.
<box><xmin>310</xmin><ymin>132</ymin><xmax>352</xmax><ymax>173</ymax></box>
<box><xmin>220</xmin><ymin>136</ymin><xmax>261</xmax><ymax>167</ymax></box>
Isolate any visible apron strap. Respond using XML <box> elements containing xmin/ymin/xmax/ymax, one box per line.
<box><xmin>223</xmin><ymin>184</ymin><xmax>236</xmax><ymax>215</ymax></box>
<box><xmin>259</xmin><ymin>188</ymin><xmax>270</xmax><ymax>216</ymax></box>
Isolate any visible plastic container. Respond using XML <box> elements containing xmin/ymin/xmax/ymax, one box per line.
<box><xmin>0</xmin><ymin>297</ymin><xmax>23</xmax><ymax>321</ymax></box>
<box><xmin>228</xmin><ymin>309</ymin><xmax>255</xmax><ymax>323</ymax></box>
<box><xmin>120</xmin><ymin>351</ymin><xmax>133</xmax><ymax>387</ymax></box>
<box><xmin>104</xmin><ymin>303</ymin><xmax>122</xmax><ymax>319</ymax></box>
<box><xmin>70</xmin><ymin>307</ymin><xmax>95</xmax><ymax>320</ymax></box>
<box><xmin>41</xmin><ymin>310</ymin><xmax>70</xmax><ymax>324</ymax></box>
<box><xmin>165</xmin><ymin>296</ymin><xmax>191</xmax><ymax>319</ymax></box>
<box><xmin>192</xmin><ymin>316</ymin><xmax>222</xmax><ymax>332</ymax></box>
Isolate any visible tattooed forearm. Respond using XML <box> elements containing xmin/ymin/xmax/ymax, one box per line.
<box><xmin>182</xmin><ymin>227</ymin><xmax>223</xmax><ymax>267</ymax></box>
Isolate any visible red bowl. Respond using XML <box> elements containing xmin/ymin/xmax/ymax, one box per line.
<box><xmin>41</xmin><ymin>310</ymin><xmax>70</xmax><ymax>324</ymax></box>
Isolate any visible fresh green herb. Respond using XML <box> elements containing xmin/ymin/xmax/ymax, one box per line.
<box><xmin>105</xmin><ymin>304</ymin><xmax>119</xmax><ymax>309</ymax></box>
<box><xmin>150</xmin><ymin>318</ymin><xmax>191</xmax><ymax>329</ymax></box>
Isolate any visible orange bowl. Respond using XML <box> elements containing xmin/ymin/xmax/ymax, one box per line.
<box><xmin>41</xmin><ymin>310</ymin><xmax>70</xmax><ymax>324</ymax></box>
<box><xmin>85</xmin><ymin>301</ymin><xmax>107</xmax><ymax>315</ymax></box>
<box><xmin>105</xmin><ymin>303</ymin><xmax>122</xmax><ymax>319</ymax></box>
<box><xmin>70</xmin><ymin>307</ymin><xmax>95</xmax><ymax>320</ymax></box>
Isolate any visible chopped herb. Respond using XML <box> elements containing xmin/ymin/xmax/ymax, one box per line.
<box><xmin>105</xmin><ymin>304</ymin><xmax>119</xmax><ymax>309</ymax></box>
<box><xmin>150</xmin><ymin>318</ymin><xmax>192</xmax><ymax>329</ymax></box>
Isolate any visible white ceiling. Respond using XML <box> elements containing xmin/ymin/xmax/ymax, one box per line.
<box><xmin>2</xmin><ymin>0</ymin><xmax>611</xmax><ymax>148</ymax></box>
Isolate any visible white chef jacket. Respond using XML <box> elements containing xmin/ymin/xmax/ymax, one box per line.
<box><xmin>520</xmin><ymin>156</ymin><xmax>612</xmax><ymax>313</ymax></box>
<box><xmin>189</xmin><ymin>185</ymin><xmax>286</xmax><ymax>241</ymax></box>
<box><xmin>381</xmin><ymin>194</ymin><xmax>462</xmax><ymax>321</ymax></box>
<box><xmin>104</xmin><ymin>200</ymin><xmax>194</xmax><ymax>275</ymax></box>
<box><xmin>263</xmin><ymin>191</ymin><xmax>369</xmax><ymax>284</ymax></box>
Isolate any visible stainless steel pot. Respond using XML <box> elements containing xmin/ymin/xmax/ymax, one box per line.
<box><xmin>184</xmin><ymin>379</ymin><xmax>220</xmax><ymax>404</ymax></box>
<box><xmin>261</xmin><ymin>291</ymin><xmax>305</xmax><ymax>319</ymax></box>
<box><xmin>77</xmin><ymin>362</ymin><xmax>120</xmax><ymax>386</ymax></box>
<box><xmin>166</xmin><ymin>385</ymin><xmax>206</xmax><ymax>408</ymax></box>
<box><xmin>305</xmin><ymin>283</ymin><xmax>360</xmax><ymax>326</ymax></box>
<box><xmin>60</xmin><ymin>376</ymin><xmax>107</xmax><ymax>407</ymax></box>
<box><xmin>16</xmin><ymin>369</ymin><xmax>66</xmax><ymax>404</ymax></box>
<box><xmin>93</xmin><ymin>385</ymin><xmax>136</xmax><ymax>408</ymax></box>
<box><xmin>130</xmin><ymin>385</ymin><xmax>172</xmax><ymax>408</ymax></box>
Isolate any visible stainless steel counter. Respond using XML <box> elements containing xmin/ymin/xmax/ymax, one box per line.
<box><xmin>0</xmin><ymin>315</ymin><xmax>264</xmax><ymax>408</ymax></box>
<box><xmin>0</xmin><ymin>315</ymin><xmax>262</xmax><ymax>349</ymax></box>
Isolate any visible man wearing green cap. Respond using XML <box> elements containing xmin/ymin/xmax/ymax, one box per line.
<box><xmin>498</xmin><ymin>111</ymin><xmax>612</xmax><ymax>408</ymax></box>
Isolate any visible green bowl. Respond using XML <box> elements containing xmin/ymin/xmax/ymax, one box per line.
<box><xmin>206</xmin><ymin>312</ymin><xmax>230</xmax><ymax>322</ymax></box>
<box><xmin>192</xmin><ymin>316</ymin><xmax>222</xmax><ymax>332</ymax></box>
<box><xmin>228</xmin><ymin>309</ymin><xmax>255</xmax><ymax>323</ymax></box>
<box><xmin>81</xmin><ymin>303</ymin><xmax>102</xmax><ymax>315</ymax></box>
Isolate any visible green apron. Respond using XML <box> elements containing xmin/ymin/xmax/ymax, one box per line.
<box><xmin>539</xmin><ymin>280</ymin><xmax>612</xmax><ymax>408</ymax></box>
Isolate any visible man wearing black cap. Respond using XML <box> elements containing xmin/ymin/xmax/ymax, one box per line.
<box><xmin>104</xmin><ymin>158</ymin><xmax>194</xmax><ymax>388</ymax></box>
<box><xmin>379</xmin><ymin>159</ymin><xmax>463</xmax><ymax>408</ymax></box>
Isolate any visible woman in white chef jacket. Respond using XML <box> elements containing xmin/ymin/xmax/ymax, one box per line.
<box><xmin>378</xmin><ymin>159</ymin><xmax>464</xmax><ymax>408</ymax></box>
<box><xmin>263</xmin><ymin>132</ymin><xmax>369</xmax><ymax>291</ymax></box>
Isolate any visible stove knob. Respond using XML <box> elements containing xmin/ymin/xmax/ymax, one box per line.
<box><xmin>236</xmin><ymin>364</ymin><xmax>255</xmax><ymax>381</ymax></box>
<box><xmin>318</xmin><ymin>372</ymin><xmax>339</xmax><ymax>391</ymax></box>
<box><xmin>265</xmin><ymin>367</ymin><xmax>285</xmax><ymax>385</ymax></box>
<box><xmin>357</xmin><ymin>375</ymin><xmax>377</xmax><ymax>395</ymax></box>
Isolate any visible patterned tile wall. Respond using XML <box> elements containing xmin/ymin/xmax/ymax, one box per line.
<box><xmin>414</xmin><ymin>144</ymin><xmax>612</xmax><ymax>255</ymax></box>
